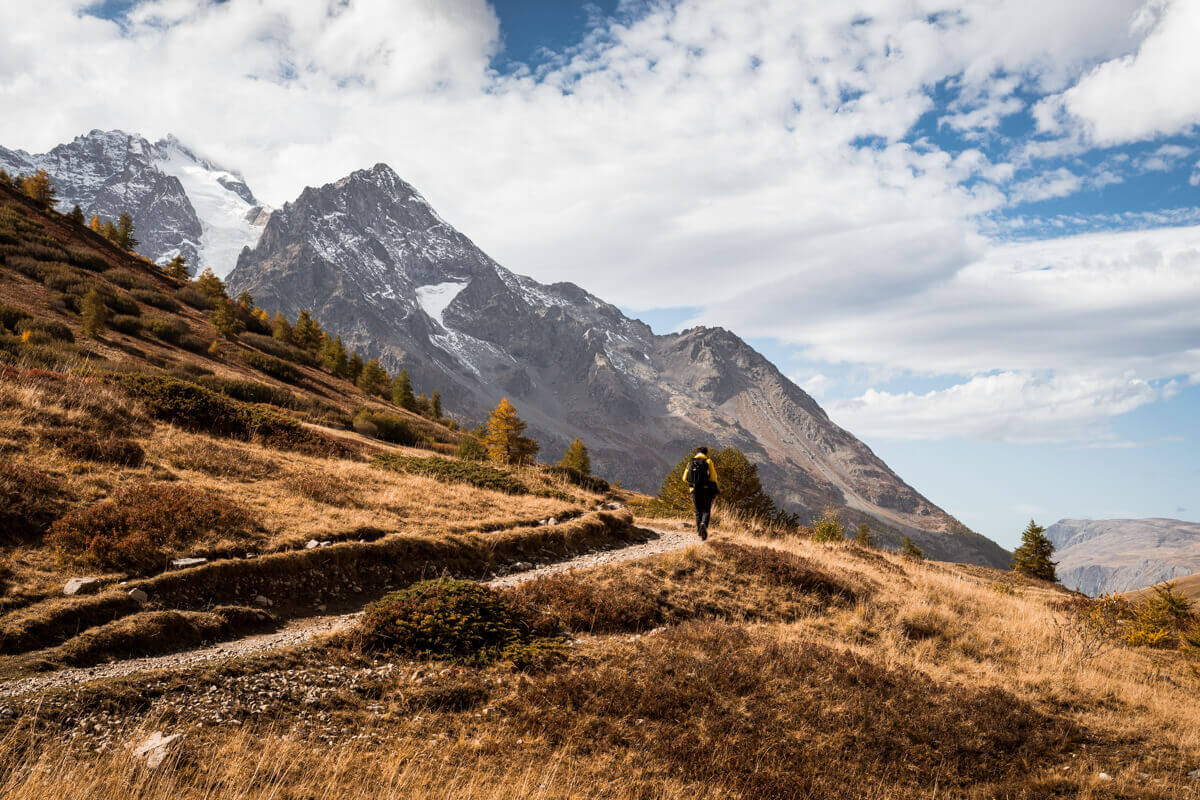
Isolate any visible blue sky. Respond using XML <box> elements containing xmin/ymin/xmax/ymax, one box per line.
<box><xmin>7</xmin><ymin>0</ymin><xmax>1200</xmax><ymax>549</ymax></box>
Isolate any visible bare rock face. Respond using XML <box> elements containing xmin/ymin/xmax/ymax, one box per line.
<box><xmin>0</xmin><ymin>130</ymin><xmax>267</xmax><ymax>274</ymax></box>
<box><xmin>229</xmin><ymin>164</ymin><xmax>1008</xmax><ymax>567</ymax></box>
<box><xmin>1046</xmin><ymin>518</ymin><xmax>1200</xmax><ymax>596</ymax></box>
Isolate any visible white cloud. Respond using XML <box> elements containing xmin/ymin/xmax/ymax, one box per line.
<box><xmin>795</xmin><ymin>373</ymin><xmax>834</xmax><ymax>399</ymax></box>
<box><xmin>1043</xmin><ymin>0</ymin><xmax>1200</xmax><ymax>144</ymax></box>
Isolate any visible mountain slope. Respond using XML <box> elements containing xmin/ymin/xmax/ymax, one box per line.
<box><xmin>229</xmin><ymin>164</ymin><xmax>1007</xmax><ymax>566</ymax></box>
<box><xmin>1045</xmin><ymin>518</ymin><xmax>1200</xmax><ymax>596</ymax></box>
<box><xmin>0</xmin><ymin>130</ymin><xmax>266</xmax><ymax>273</ymax></box>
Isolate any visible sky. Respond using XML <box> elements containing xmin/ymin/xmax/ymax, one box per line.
<box><xmin>2</xmin><ymin>0</ymin><xmax>1198</xmax><ymax>548</ymax></box>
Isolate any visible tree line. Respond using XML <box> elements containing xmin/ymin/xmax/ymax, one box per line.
<box><xmin>1</xmin><ymin>168</ymin><xmax>139</xmax><ymax>251</ymax></box>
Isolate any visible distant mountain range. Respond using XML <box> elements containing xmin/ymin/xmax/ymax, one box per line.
<box><xmin>1045</xmin><ymin>518</ymin><xmax>1200</xmax><ymax>596</ymax></box>
<box><xmin>0</xmin><ymin>130</ymin><xmax>268</xmax><ymax>273</ymax></box>
<box><xmin>1</xmin><ymin>130</ymin><xmax>1010</xmax><ymax>567</ymax></box>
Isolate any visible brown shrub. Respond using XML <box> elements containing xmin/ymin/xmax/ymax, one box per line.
<box><xmin>166</xmin><ymin>439</ymin><xmax>279</xmax><ymax>480</ymax></box>
<box><xmin>502</xmin><ymin>572</ymin><xmax>663</xmax><ymax>634</ymax></box>
<box><xmin>40</xmin><ymin>427</ymin><xmax>145</xmax><ymax>466</ymax></box>
<box><xmin>0</xmin><ymin>466</ymin><xmax>69</xmax><ymax>543</ymax></box>
<box><xmin>285</xmin><ymin>473</ymin><xmax>360</xmax><ymax>507</ymax></box>
<box><xmin>708</xmin><ymin>540</ymin><xmax>860</xmax><ymax>601</ymax></box>
<box><xmin>501</xmin><ymin>622</ymin><xmax>1077</xmax><ymax>797</ymax></box>
<box><xmin>46</xmin><ymin>482</ymin><xmax>265</xmax><ymax>572</ymax></box>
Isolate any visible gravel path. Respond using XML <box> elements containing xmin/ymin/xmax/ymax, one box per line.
<box><xmin>0</xmin><ymin>527</ymin><xmax>700</xmax><ymax>699</ymax></box>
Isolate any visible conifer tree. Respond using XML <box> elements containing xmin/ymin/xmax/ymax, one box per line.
<box><xmin>293</xmin><ymin>311</ymin><xmax>323</xmax><ymax>351</ymax></box>
<box><xmin>484</xmin><ymin>398</ymin><xmax>539</xmax><ymax>465</ymax></box>
<box><xmin>164</xmin><ymin>254</ymin><xmax>189</xmax><ymax>280</ymax></box>
<box><xmin>271</xmin><ymin>312</ymin><xmax>293</xmax><ymax>343</ymax></box>
<box><xmin>235</xmin><ymin>291</ymin><xmax>254</xmax><ymax>310</ymax></box>
<box><xmin>559</xmin><ymin>438</ymin><xmax>591</xmax><ymax>474</ymax></box>
<box><xmin>348</xmin><ymin>352</ymin><xmax>364</xmax><ymax>383</ymax></box>
<box><xmin>0</xmin><ymin>168</ymin><xmax>10</xmax><ymax>186</ymax></box>
<box><xmin>22</xmin><ymin>170</ymin><xmax>57</xmax><ymax>210</ymax></box>
<box><xmin>194</xmin><ymin>267</ymin><xmax>226</xmax><ymax>299</ymax></box>
<box><xmin>211</xmin><ymin>296</ymin><xmax>242</xmax><ymax>340</ymax></box>
<box><xmin>357</xmin><ymin>358</ymin><xmax>390</xmax><ymax>397</ymax></box>
<box><xmin>456</xmin><ymin>424</ymin><xmax>489</xmax><ymax>461</ymax></box>
<box><xmin>114</xmin><ymin>212</ymin><xmax>138</xmax><ymax>250</ymax></box>
<box><xmin>102</xmin><ymin>219</ymin><xmax>118</xmax><ymax>243</ymax></box>
<box><xmin>80</xmin><ymin>288</ymin><xmax>108</xmax><ymax>338</ymax></box>
<box><xmin>391</xmin><ymin>369</ymin><xmax>416</xmax><ymax>410</ymax></box>
<box><xmin>416</xmin><ymin>392</ymin><xmax>431</xmax><ymax>417</ymax></box>
<box><xmin>1010</xmin><ymin>520</ymin><xmax>1057</xmax><ymax>582</ymax></box>
<box><xmin>901</xmin><ymin>536</ymin><xmax>924</xmax><ymax>560</ymax></box>
<box><xmin>854</xmin><ymin>522</ymin><xmax>875</xmax><ymax>547</ymax></box>
<box><xmin>430</xmin><ymin>390</ymin><xmax>442</xmax><ymax>419</ymax></box>
<box><xmin>320</xmin><ymin>335</ymin><xmax>349</xmax><ymax>376</ymax></box>
<box><xmin>67</xmin><ymin>205</ymin><xmax>85</xmax><ymax>226</ymax></box>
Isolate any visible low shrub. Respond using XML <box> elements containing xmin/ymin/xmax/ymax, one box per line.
<box><xmin>131</xmin><ymin>289</ymin><xmax>179</xmax><ymax>311</ymax></box>
<box><xmin>175</xmin><ymin>285</ymin><xmax>214</xmax><ymax>310</ymax></box>
<box><xmin>502</xmin><ymin>572</ymin><xmax>664</xmax><ymax>635</ymax></box>
<box><xmin>99</xmin><ymin>287</ymin><xmax>140</xmax><ymax>317</ymax></box>
<box><xmin>354</xmin><ymin>578</ymin><xmax>553</xmax><ymax>665</ymax></box>
<box><xmin>144</xmin><ymin>315</ymin><xmax>188</xmax><ymax>343</ymax></box>
<box><xmin>167</xmin><ymin>439</ymin><xmax>279</xmax><ymax>480</ymax></box>
<box><xmin>455</xmin><ymin>433</ymin><xmax>488</xmax><ymax>461</ymax></box>
<box><xmin>103</xmin><ymin>269</ymin><xmax>157</xmax><ymax>292</ymax></box>
<box><xmin>709</xmin><ymin>541</ymin><xmax>859</xmax><ymax>601</ymax></box>
<box><xmin>66</xmin><ymin>248</ymin><xmax>108</xmax><ymax>272</ymax></box>
<box><xmin>372</xmin><ymin>453</ymin><xmax>530</xmax><ymax>494</ymax></box>
<box><xmin>197</xmin><ymin>375</ymin><xmax>295</xmax><ymax>407</ymax></box>
<box><xmin>0</xmin><ymin>467</ymin><xmax>69</xmax><ymax>543</ymax></box>
<box><xmin>810</xmin><ymin>509</ymin><xmax>846</xmax><ymax>543</ymax></box>
<box><xmin>46</xmin><ymin>482</ymin><xmax>265</xmax><ymax>572</ymax></box>
<box><xmin>285</xmin><ymin>473</ymin><xmax>361</xmax><ymax>507</ymax></box>
<box><xmin>41</xmin><ymin>427</ymin><xmax>146</xmax><ymax>467</ymax></box>
<box><xmin>545</xmin><ymin>465</ymin><xmax>610</xmax><ymax>494</ymax></box>
<box><xmin>16</xmin><ymin>318</ymin><xmax>74</xmax><ymax>342</ymax></box>
<box><xmin>178</xmin><ymin>333</ymin><xmax>210</xmax><ymax>353</ymax></box>
<box><xmin>107</xmin><ymin>314</ymin><xmax>142</xmax><ymax>335</ymax></box>
<box><xmin>239</xmin><ymin>350</ymin><xmax>304</xmax><ymax>384</ymax></box>
<box><xmin>0</xmin><ymin>303</ymin><xmax>30</xmax><ymax>331</ymax></box>
<box><xmin>352</xmin><ymin>410</ymin><xmax>425</xmax><ymax>446</ymax></box>
<box><xmin>240</xmin><ymin>332</ymin><xmax>320</xmax><ymax>367</ymax></box>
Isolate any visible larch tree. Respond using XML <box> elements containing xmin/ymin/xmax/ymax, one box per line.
<box><xmin>80</xmin><ymin>288</ymin><xmax>108</xmax><ymax>338</ymax></box>
<box><xmin>430</xmin><ymin>390</ymin><xmax>443</xmax><ymax>419</ymax></box>
<box><xmin>1010</xmin><ymin>520</ymin><xmax>1057</xmax><ymax>582</ymax></box>
<box><xmin>293</xmin><ymin>311</ymin><xmax>323</xmax><ymax>352</ymax></box>
<box><xmin>391</xmin><ymin>369</ymin><xmax>416</xmax><ymax>410</ymax></box>
<box><xmin>165</xmin><ymin>254</ymin><xmax>189</xmax><ymax>280</ymax></box>
<box><xmin>900</xmin><ymin>536</ymin><xmax>924</xmax><ymax>560</ymax></box>
<box><xmin>357</xmin><ymin>358</ymin><xmax>390</xmax><ymax>397</ymax></box>
<box><xmin>194</xmin><ymin>267</ymin><xmax>227</xmax><ymax>300</ymax></box>
<box><xmin>22</xmin><ymin>170</ymin><xmax>57</xmax><ymax>210</ymax></box>
<box><xmin>320</xmin><ymin>335</ymin><xmax>349</xmax><ymax>376</ymax></box>
<box><xmin>854</xmin><ymin>522</ymin><xmax>875</xmax><ymax>547</ymax></box>
<box><xmin>114</xmin><ymin>212</ymin><xmax>138</xmax><ymax>250</ymax></box>
<box><xmin>347</xmin><ymin>352</ymin><xmax>364</xmax><ymax>383</ymax></box>
<box><xmin>559</xmin><ymin>438</ymin><xmax>591</xmax><ymax>475</ymax></box>
<box><xmin>67</xmin><ymin>205</ymin><xmax>85</xmax><ymax>226</ymax></box>
<box><xmin>484</xmin><ymin>398</ymin><xmax>539</xmax><ymax>465</ymax></box>
<box><xmin>271</xmin><ymin>312</ymin><xmax>293</xmax><ymax>343</ymax></box>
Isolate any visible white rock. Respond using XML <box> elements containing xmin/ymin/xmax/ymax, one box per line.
<box><xmin>1188</xmin><ymin>769</ymin><xmax>1200</xmax><ymax>780</ymax></box>
<box><xmin>64</xmin><ymin>577</ymin><xmax>102</xmax><ymax>596</ymax></box>
<box><xmin>320</xmin><ymin>541</ymin><xmax>332</xmax><ymax>547</ymax></box>
<box><xmin>170</xmin><ymin>558</ymin><xmax>207</xmax><ymax>569</ymax></box>
<box><xmin>1097</xmin><ymin>773</ymin><xmax>1112</xmax><ymax>781</ymax></box>
<box><xmin>128</xmin><ymin>588</ymin><xmax>149</xmax><ymax>604</ymax></box>
<box><xmin>547</xmin><ymin>518</ymin><xmax>558</xmax><ymax>525</ymax></box>
<box><xmin>254</xmin><ymin>595</ymin><xmax>272</xmax><ymax>608</ymax></box>
<box><xmin>130</xmin><ymin>732</ymin><xmax>183</xmax><ymax>770</ymax></box>
<box><xmin>305</xmin><ymin>540</ymin><xmax>321</xmax><ymax>550</ymax></box>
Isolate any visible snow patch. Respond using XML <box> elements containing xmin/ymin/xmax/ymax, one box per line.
<box><xmin>415</xmin><ymin>281</ymin><xmax>470</xmax><ymax>329</ymax></box>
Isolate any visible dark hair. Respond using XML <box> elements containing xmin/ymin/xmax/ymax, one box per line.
<box><xmin>696</xmin><ymin>446</ymin><xmax>709</xmax><ymax>455</ymax></box>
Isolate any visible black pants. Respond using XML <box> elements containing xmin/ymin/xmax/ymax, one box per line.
<box><xmin>692</xmin><ymin>489</ymin><xmax>715</xmax><ymax>532</ymax></box>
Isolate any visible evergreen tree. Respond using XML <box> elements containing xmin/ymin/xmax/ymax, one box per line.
<box><xmin>559</xmin><ymin>438</ymin><xmax>591</xmax><ymax>474</ymax></box>
<box><xmin>320</xmin><ymin>335</ymin><xmax>349</xmax><ymax>376</ymax></box>
<box><xmin>391</xmin><ymin>369</ymin><xmax>416</xmax><ymax>410</ymax></box>
<box><xmin>854</xmin><ymin>522</ymin><xmax>875</xmax><ymax>547</ymax></box>
<box><xmin>484</xmin><ymin>398</ymin><xmax>539</xmax><ymax>465</ymax></box>
<box><xmin>235</xmin><ymin>291</ymin><xmax>254</xmax><ymax>310</ymax></box>
<box><xmin>80</xmin><ymin>288</ymin><xmax>108</xmax><ymax>338</ymax></box>
<box><xmin>211</xmin><ymin>296</ymin><xmax>242</xmax><ymax>340</ymax></box>
<box><xmin>357</xmin><ymin>358</ymin><xmax>390</xmax><ymax>397</ymax></box>
<box><xmin>164</xmin><ymin>254</ymin><xmax>190</xmax><ymax>280</ymax></box>
<box><xmin>0</xmin><ymin>168</ymin><xmax>10</xmax><ymax>186</ymax></box>
<box><xmin>456</xmin><ymin>424</ymin><xmax>489</xmax><ymax>461</ymax></box>
<box><xmin>1010</xmin><ymin>520</ymin><xmax>1057</xmax><ymax>582</ymax></box>
<box><xmin>347</xmin><ymin>352</ymin><xmax>364</xmax><ymax>383</ymax></box>
<box><xmin>293</xmin><ymin>310</ymin><xmax>323</xmax><ymax>351</ymax></box>
<box><xmin>415</xmin><ymin>392</ymin><xmax>431</xmax><ymax>417</ymax></box>
<box><xmin>67</xmin><ymin>205</ymin><xmax>85</xmax><ymax>226</ymax></box>
<box><xmin>271</xmin><ymin>312</ymin><xmax>293</xmax><ymax>343</ymax></box>
<box><xmin>22</xmin><ymin>170</ymin><xmax>57</xmax><ymax>210</ymax></box>
<box><xmin>900</xmin><ymin>536</ymin><xmax>924</xmax><ymax>560</ymax></box>
<box><xmin>89</xmin><ymin>214</ymin><xmax>104</xmax><ymax>234</ymax></box>
<box><xmin>114</xmin><ymin>212</ymin><xmax>138</xmax><ymax>250</ymax></box>
<box><xmin>430</xmin><ymin>390</ymin><xmax>442</xmax><ymax>419</ymax></box>
<box><xmin>656</xmin><ymin>447</ymin><xmax>798</xmax><ymax>528</ymax></box>
<box><xmin>102</xmin><ymin>219</ymin><xmax>118</xmax><ymax>243</ymax></box>
<box><xmin>194</xmin><ymin>267</ymin><xmax>227</xmax><ymax>299</ymax></box>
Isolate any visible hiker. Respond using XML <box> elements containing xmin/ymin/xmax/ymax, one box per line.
<box><xmin>682</xmin><ymin>446</ymin><xmax>719</xmax><ymax>540</ymax></box>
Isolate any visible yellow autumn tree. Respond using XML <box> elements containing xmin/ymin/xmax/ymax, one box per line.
<box><xmin>484</xmin><ymin>398</ymin><xmax>539</xmax><ymax>465</ymax></box>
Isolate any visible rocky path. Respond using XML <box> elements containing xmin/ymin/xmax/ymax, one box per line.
<box><xmin>0</xmin><ymin>527</ymin><xmax>699</xmax><ymax>699</ymax></box>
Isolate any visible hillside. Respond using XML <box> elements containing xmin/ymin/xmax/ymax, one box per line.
<box><xmin>1045</xmin><ymin>518</ymin><xmax>1200</xmax><ymax>596</ymax></box>
<box><xmin>1126</xmin><ymin>571</ymin><xmax>1200</xmax><ymax>605</ymax></box>
<box><xmin>228</xmin><ymin>163</ymin><xmax>1006</xmax><ymax>567</ymax></box>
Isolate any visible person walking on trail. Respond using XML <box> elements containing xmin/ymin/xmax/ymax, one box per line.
<box><xmin>682</xmin><ymin>446</ymin><xmax>719</xmax><ymax>540</ymax></box>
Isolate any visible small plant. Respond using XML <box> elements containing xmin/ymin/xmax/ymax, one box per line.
<box><xmin>197</xmin><ymin>375</ymin><xmax>295</xmax><ymax>407</ymax></box>
<box><xmin>545</xmin><ymin>465</ymin><xmax>611</xmax><ymax>494</ymax></box>
<box><xmin>107</xmin><ymin>314</ymin><xmax>142</xmax><ymax>335</ymax></box>
<box><xmin>175</xmin><ymin>285</ymin><xmax>215</xmax><ymax>310</ymax></box>
<box><xmin>130</xmin><ymin>289</ymin><xmax>179</xmax><ymax>311</ymax></box>
<box><xmin>372</xmin><ymin>453</ymin><xmax>531</xmax><ymax>494</ymax></box>
<box><xmin>810</xmin><ymin>509</ymin><xmax>845</xmax><ymax>544</ymax></box>
<box><xmin>854</xmin><ymin>522</ymin><xmax>875</xmax><ymax>547</ymax></box>
<box><xmin>80</xmin><ymin>287</ymin><xmax>108</xmax><ymax>338</ymax></box>
<box><xmin>0</xmin><ymin>303</ymin><xmax>31</xmax><ymax>332</ymax></box>
<box><xmin>144</xmin><ymin>315</ymin><xmax>188</xmax><ymax>343</ymax></box>
<box><xmin>558</xmin><ymin>437</ymin><xmax>591</xmax><ymax>474</ymax></box>
<box><xmin>901</xmin><ymin>536</ymin><xmax>924</xmax><ymax>560</ymax></box>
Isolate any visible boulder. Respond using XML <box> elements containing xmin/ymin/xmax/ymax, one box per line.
<box><xmin>169</xmin><ymin>557</ymin><xmax>207</xmax><ymax>569</ymax></box>
<box><xmin>305</xmin><ymin>540</ymin><xmax>321</xmax><ymax>549</ymax></box>
<box><xmin>63</xmin><ymin>577</ymin><xmax>102</xmax><ymax>596</ymax></box>
<box><xmin>130</xmin><ymin>732</ymin><xmax>184</xmax><ymax>770</ymax></box>
<box><xmin>128</xmin><ymin>588</ymin><xmax>149</xmax><ymax>604</ymax></box>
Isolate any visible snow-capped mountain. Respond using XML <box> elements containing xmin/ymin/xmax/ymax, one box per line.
<box><xmin>0</xmin><ymin>130</ymin><xmax>267</xmax><ymax>274</ymax></box>
<box><xmin>229</xmin><ymin>163</ymin><xmax>1009</xmax><ymax>567</ymax></box>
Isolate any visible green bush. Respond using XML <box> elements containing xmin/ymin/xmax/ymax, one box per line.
<box><xmin>41</xmin><ymin>427</ymin><xmax>145</xmax><ymax>467</ymax></box>
<box><xmin>456</xmin><ymin>433</ymin><xmax>488</xmax><ymax>461</ymax></box>
<box><xmin>545</xmin><ymin>465</ymin><xmax>610</xmax><ymax>494</ymax></box>
<box><xmin>198</xmin><ymin>375</ymin><xmax>295</xmax><ymax>407</ymax></box>
<box><xmin>239</xmin><ymin>350</ymin><xmax>304</xmax><ymax>384</ymax></box>
<box><xmin>108</xmin><ymin>314</ymin><xmax>142</xmax><ymax>335</ymax></box>
<box><xmin>175</xmin><ymin>285</ymin><xmax>214</xmax><ymax>310</ymax></box>
<box><xmin>46</xmin><ymin>482</ymin><xmax>264</xmax><ymax>572</ymax></box>
<box><xmin>66</xmin><ymin>248</ymin><xmax>108</xmax><ymax>272</ymax></box>
<box><xmin>0</xmin><ymin>303</ymin><xmax>30</xmax><ymax>332</ymax></box>
<box><xmin>240</xmin><ymin>332</ymin><xmax>319</xmax><ymax>367</ymax></box>
<box><xmin>352</xmin><ymin>410</ymin><xmax>424</xmax><ymax>446</ymax></box>
<box><xmin>810</xmin><ymin>509</ymin><xmax>845</xmax><ymax>544</ymax></box>
<box><xmin>372</xmin><ymin>453</ymin><xmax>530</xmax><ymax>494</ymax></box>
<box><xmin>355</xmin><ymin>578</ymin><xmax>555</xmax><ymax>666</ymax></box>
<box><xmin>144</xmin><ymin>315</ymin><xmax>188</xmax><ymax>343</ymax></box>
<box><xmin>15</xmin><ymin>318</ymin><xmax>74</xmax><ymax>342</ymax></box>
<box><xmin>131</xmin><ymin>289</ymin><xmax>179</xmax><ymax>312</ymax></box>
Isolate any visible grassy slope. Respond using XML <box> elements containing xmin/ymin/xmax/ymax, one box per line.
<box><xmin>1126</xmin><ymin>571</ymin><xmax>1200</xmax><ymax>604</ymax></box>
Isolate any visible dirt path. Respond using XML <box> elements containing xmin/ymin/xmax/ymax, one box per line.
<box><xmin>0</xmin><ymin>527</ymin><xmax>699</xmax><ymax>699</ymax></box>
